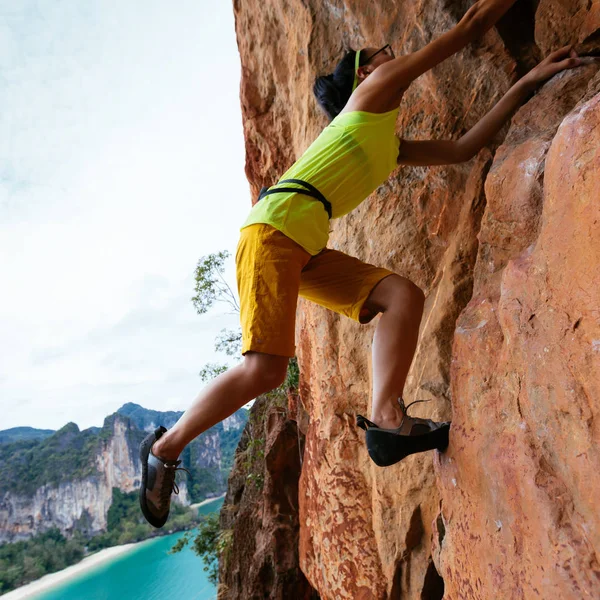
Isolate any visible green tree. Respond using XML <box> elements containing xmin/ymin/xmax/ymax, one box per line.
<box><xmin>214</xmin><ymin>328</ymin><xmax>242</xmax><ymax>356</ymax></box>
<box><xmin>169</xmin><ymin>513</ymin><xmax>225</xmax><ymax>586</ymax></box>
<box><xmin>192</xmin><ymin>251</ymin><xmax>242</xmax><ymax>381</ymax></box>
<box><xmin>192</xmin><ymin>251</ymin><xmax>239</xmax><ymax>315</ymax></box>
<box><xmin>0</xmin><ymin>528</ymin><xmax>86</xmax><ymax>594</ymax></box>
<box><xmin>198</xmin><ymin>363</ymin><xmax>229</xmax><ymax>384</ymax></box>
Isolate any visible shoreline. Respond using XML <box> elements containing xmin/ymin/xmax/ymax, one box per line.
<box><xmin>1</xmin><ymin>542</ymin><xmax>142</xmax><ymax>600</ymax></box>
<box><xmin>3</xmin><ymin>495</ymin><xmax>225</xmax><ymax>599</ymax></box>
<box><xmin>189</xmin><ymin>493</ymin><xmax>226</xmax><ymax>510</ymax></box>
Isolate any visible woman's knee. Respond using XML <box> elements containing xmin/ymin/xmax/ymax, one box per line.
<box><xmin>243</xmin><ymin>352</ymin><xmax>289</xmax><ymax>392</ymax></box>
<box><xmin>366</xmin><ymin>274</ymin><xmax>425</xmax><ymax>314</ymax></box>
<box><xmin>403</xmin><ymin>278</ymin><xmax>426</xmax><ymax>309</ymax></box>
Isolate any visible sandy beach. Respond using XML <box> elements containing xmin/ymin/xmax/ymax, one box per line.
<box><xmin>1</xmin><ymin>542</ymin><xmax>140</xmax><ymax>600</ymax></box>
<box><xmin>3</xmin><ymin>496</ymin><xmax>224</xmax><ymax>600</ymax></box>
<box><xmin>189</xmin><ymin>493</ymin><xmax>226</xmax><ymax>510</ymax></box>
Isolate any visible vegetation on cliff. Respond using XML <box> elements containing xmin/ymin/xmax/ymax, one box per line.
<box><xmin>0</xmin><ymin>423</ymin><xmax>105</xmax><ymax>496</ymax></box>
<box><xmin>0</xmin><ymin>427</ymin><xmax>55</xmax><ymax>444</ymax></box>
<box><xmin>0</xmin><ymin>404</ymin><xmax>247</xmax><ymax>504</ymax></box>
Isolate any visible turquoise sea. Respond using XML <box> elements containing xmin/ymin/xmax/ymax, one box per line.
<box><xmin>32</xmin><ymin>496</ymin><xmax>225</xmax><ymax>600</ymax></box>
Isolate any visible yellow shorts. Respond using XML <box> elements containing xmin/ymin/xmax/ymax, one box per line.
<box><xmin>236</xmin><ymin>224</ymin><xmax>395</xmax><ymax>357</ymax></box>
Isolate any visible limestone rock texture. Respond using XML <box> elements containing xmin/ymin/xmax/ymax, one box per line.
<box><xmin>233</xmin><ymin>1</ymin><xmax>600</xmax><ymax>598</ymax></box>
<box><xmin>0</xmin><ymin>415</ymin><xmax>161</xmax><ymax>542</ymax></box>
<box><xmin>0</xmin><ymin>415</ymin><xmax>191</xmax><ymax>543</ymax></box>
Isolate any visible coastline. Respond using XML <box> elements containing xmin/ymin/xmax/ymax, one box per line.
<box><xmin>189</xmin><ymin>493</ymin><xmax>226</xmax><ymax>510</ymax></box>
<box><xmin>2</xmin><ymin>495</ymin><xmax>225</xmax><ymax>600</ymax></box>
<box><xmin>1</xmin><ymin>542</ymin><xmax>141</xmax><ymax>600</ymax></box>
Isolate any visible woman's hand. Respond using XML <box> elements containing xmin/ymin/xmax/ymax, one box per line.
<box><xmin>521</xmin><ymin>45</ymin><xmax>597</xmax><ymax>87</ymax></box>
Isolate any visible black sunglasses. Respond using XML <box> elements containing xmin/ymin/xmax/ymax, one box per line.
<box><xmin>362</xmin><ymin>44</ymin><xmax>394</xmax><ymax>65</ymax></box>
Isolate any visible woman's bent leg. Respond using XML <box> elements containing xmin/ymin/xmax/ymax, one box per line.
<box><xmin>152</xmin><ymin>351</ymin><xmax>288</xmax><ymax>460</ymax></box>
<box><xmin>298</xmin><ymin>250</ymin><xmax>425</xmax><ymax>428</ymax></box>
<box><xmin>362</xmin><ymin>275</ymin><xmax>426</xmax><ymax>429</ymax></box>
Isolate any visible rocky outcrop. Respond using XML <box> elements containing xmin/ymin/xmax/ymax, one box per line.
<box><xmin>233</xmin><ymin>1</ymin><xmax>600</xmax><ymax>598</ymax></box>
<box><xmin>217</xmin><ymin>390</ymin><xmax>318</xmax><ymax>599</ymax></box>
<box><xmin>0</xmin><ymin>404</ymin><xmax>247</xmax><ymax>542</ymax></box>
<box><xmin>0</xmin><ymin>415</ymin><xmax>142</xmax><ymax>542</ymax></box>
<box><xmin>435</xmin><ymin>54</ymin><xmax>600</xmax><ymax>600</ymax></box>
<box><xmin>1</xmin><ymin>479</ymin><xmax>111</xmax><ymax>542</ymax></box>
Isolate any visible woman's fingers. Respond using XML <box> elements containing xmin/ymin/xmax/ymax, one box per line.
<box><xmin>544</xmin><ymin>44</ymin><xmax>577</xmax><ymax>65</ymax></box>
<box><xmin>555</xmin><ymin>44</ymin><xmax>576</xmax><ymax>59</ymax></box>
<box><xmin>527</xmin><ymin>44</ymin><xmax>597</xmax><ymax>85</ymax></box>
<box><xmin>546</xmin><ymin>44</ymin><xmax>580</xmax><ymax>68</ymax></box>
<box><xmin>555</xmin><ymin>56</ymin><xmax>581</xmax><ymax>71</ymax></box>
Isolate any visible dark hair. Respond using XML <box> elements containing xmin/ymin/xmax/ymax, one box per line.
<box><xmin>313</xmin><ymin>49</ymin><xmax>363</xmax><ymax>121</ymax></box>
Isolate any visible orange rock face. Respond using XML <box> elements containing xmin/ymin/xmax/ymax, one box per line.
<box><xmin>233</xmin><ymin>1</ymin><xmax>600</xmax><ymax>598</ymax></box>
<box><xmin>438</xmin><ymin>68</ymin><xmax>600</xmax><ymax>600</ymax></box>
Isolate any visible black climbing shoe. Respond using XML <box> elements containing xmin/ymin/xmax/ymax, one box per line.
<box><xmin>356</xmin><ymin>398</ymin><xmax>450</xmax><ymax>467</ymax></box>
<box><xmin>139</xmin><ymin>426</ymin><xmax>189</xmax><ymax>528</ymax></box>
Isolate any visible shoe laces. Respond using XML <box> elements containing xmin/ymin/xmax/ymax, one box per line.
<box><xmin>398</xmin><ymin>398</ymin><xmax>430</xmax><ymax>435</ymax></box>
<box><xmin>356</xmin><ymin>397</ymin><xmax>432</xmax><ymax>432</ymax></box>
<box><xmin>159</xmin><ymin>461</ymin><xmax>191</xmax><ymax>507</ymax></box>
<box><xmin>398</xmin><ymin>397</ymin><xmax>431</xmax><ymax>429</ymax></box>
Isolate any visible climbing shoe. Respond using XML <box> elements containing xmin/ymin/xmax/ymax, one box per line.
<box><xmin>139</xmin><ymin>426</ymin><xmax>189</xmax><ymax>528</ymax></box>
<box><xmin>356</xmin><ymin>398</ymin><xmax>450</xmax><ymax>467</ymax></box>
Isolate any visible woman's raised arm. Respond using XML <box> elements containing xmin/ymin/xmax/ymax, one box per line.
<box><xmin>395</xmin><ymin>44</ymin><xmax>592</xmax><ymax>166</ymax></box>
<box><xmin>350</xmin><ymin>0</ymin><xmax>519</xmax><ymax>113</ymax></box>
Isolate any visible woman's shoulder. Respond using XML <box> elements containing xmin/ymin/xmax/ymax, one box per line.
<box><xmin>340</xmin><ymin>83</ymin><xmax>406</xmax><ymax>115</ymax></box>
<box><xmin>332</xmin><ymin>107</ymin><xmax>400</xmax><ymax>127</ymax></box>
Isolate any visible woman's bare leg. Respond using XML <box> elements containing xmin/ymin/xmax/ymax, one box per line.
<box><xmin>362</xmin><ymin>275</ymin><xmax>426</xmax><ymax>429</ymax></box>
<box><xmin>152</xmin><ymin>352</ymin><xmax>289</xmax><ymax>460</ymax></box>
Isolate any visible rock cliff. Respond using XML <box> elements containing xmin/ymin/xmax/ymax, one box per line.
<box><xmin>217</xmin><ymin>390</ymin><xmax>318</xmax><ymax>599</ymax></box>
<box><xmin>232</xmin><ymin>1</ymin><xmax>600</xmax><ymax>598</ymax></box>
<box><xmin>0</xmin><ymin>404</ymin><xmax>247</xmax><ymax>542</ymax></box>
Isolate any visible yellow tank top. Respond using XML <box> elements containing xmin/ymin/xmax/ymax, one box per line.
<box><xmin>240</xmin><ymin>108</ymin><xmax>401</xmax><ymax>255</ymax></box>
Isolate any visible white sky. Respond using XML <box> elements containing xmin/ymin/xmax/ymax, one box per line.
<box><xmin>0</xmin><ymin>1</ymin><xmax>252</xmax><ymax>430</ymax></box>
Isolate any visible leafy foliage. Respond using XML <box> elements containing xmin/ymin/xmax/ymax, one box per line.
<box><xmin>198</xmin><ymin>363</ymin><xmax>229</xmax><ymax>383</ymax></box>
<box><xmin>0</xmin><ymin>427</ymin><xmax>54</xmax><ymax>444</ymax></box>
<box><xmin>169</xmin><ymin>512</ymin><xmax>228</xmax><ymax>586</ymax></box>
<box><xmin>185</xmin><ymin>466</ymin><xmax>221</xmax><ymax>501</ymax></box>
<box><xmin>214</xmin><ymin>329</ymin><xmax>243</xmax><ymax>356</ymax></box>
<box><xmin>0</xmin><ymin>528</ymin><xmax>85</xmax><ymax>594</ymax></box>
<box><xmin>192</xmin><ymin>251</ymin><xmax>239</xmax><ymax>315</ymax></box>
<box><xmin>0</xmin><ymin>423</ymin><xmax>102</xmax><ymax>496</ymax></box>
<box><xmin>117</xmin><ymin>403</ymin><xmax>183</xmax><ymax>431</ymax></box>
<box><xmin>285</xmin><ymin>356</ymin><xmax>299</xmax><ymax>389</ymax></box>
<box><xmin>191</xmin><ymin>250</ymin><xmax>243</xmax><ymax>382</ymax></box>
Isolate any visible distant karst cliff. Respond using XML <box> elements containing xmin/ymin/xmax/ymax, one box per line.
<box><xmin>0</xmin><ymin>403</ymin><xmax>247</xmax><ymax>543</ymax></box>
<box><xmin>227</xmin><ymin>1</ymin><xmax>600</xmax><ymax>598</ymax></box>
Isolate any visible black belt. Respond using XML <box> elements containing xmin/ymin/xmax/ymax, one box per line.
<box><xmin>257</xmin><ymin>178</ymin><xmax>332</xmax><ymax>219</ymax></box>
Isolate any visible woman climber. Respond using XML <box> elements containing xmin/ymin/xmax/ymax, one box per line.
<box><xmin>140</xmin><ymin>0</ymin><xmax>587</xmax><ymax>527</ymax></box>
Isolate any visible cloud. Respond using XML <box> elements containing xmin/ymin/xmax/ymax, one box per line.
<box><xmin>1</xmin><ymin>1</ymin><xmax>253</xmax><ymax>430</ymax></box>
